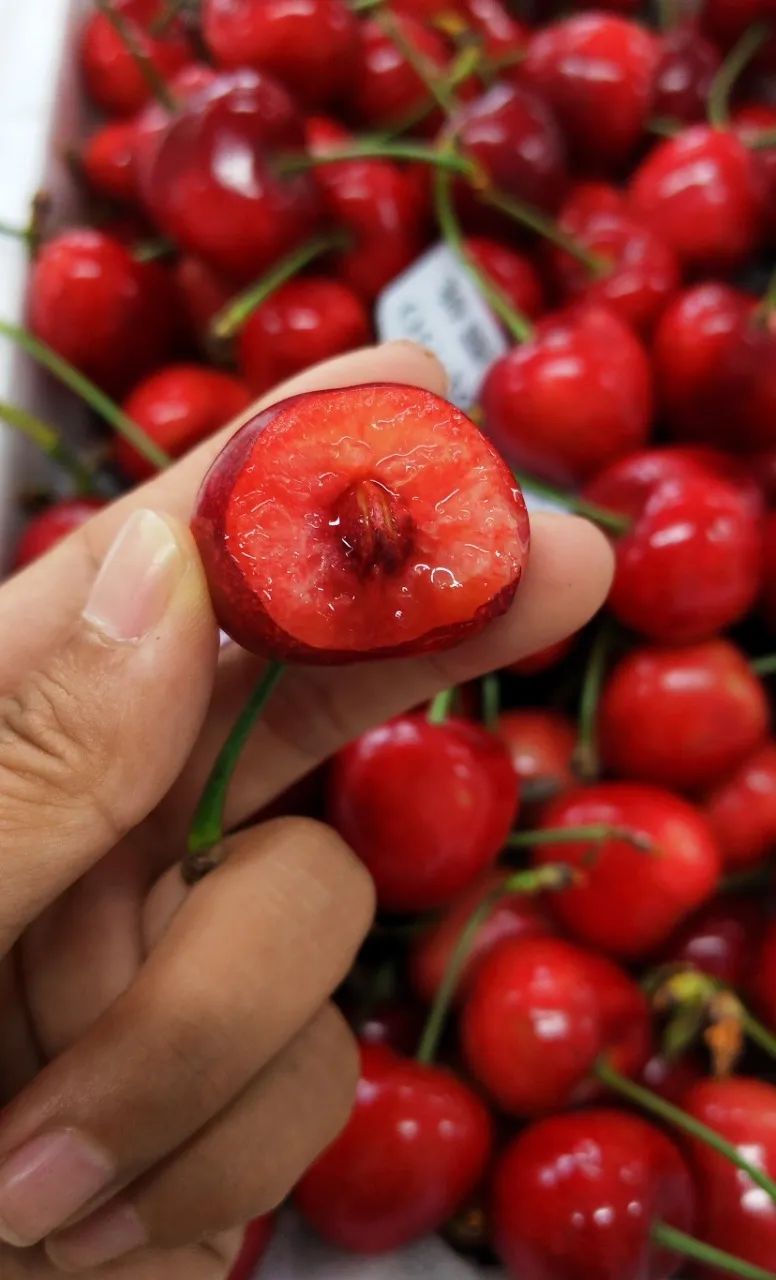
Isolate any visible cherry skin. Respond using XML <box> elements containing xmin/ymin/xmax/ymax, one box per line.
<box><xmin>295</xmin><ymin>1042</ymin><xmax>493</xmax><ymax>1254</ymax></box>
<box><xmin>507</xmin><ymin>634</ymin><xmax>575</xmax><ymax>676</ymax></box>
<box><xmin>227</xmin><ymin>1216</ymin><xmax>275</xmax><ymax>1280</ymax></box>
<box><xmin>641</xmin><ymin>1051</ymin><xmax>705</xmax><ymax>1106</ymax></box>
<box><xmin>533</xmin><ymin>783</ymin><xmax>721</xmax><ymax>958</ymax></box>
<box><xmin>173</xmin><ymin>256</ymin><xmax>234</xmax><ymax>350</ymax></box>
<box><xmin>117</xmin><ymin>365</ymin><xmax>251</xmax><ymax>482</ymax></box>
<box><xmin>496</xmin><ymin>707</ymin><xmax>576</xmax><ymax>819</ymax></box>
<box><xmin>734</xmin><ymin>105</ymin><xmax>776</xmax><ymax>242</ymax></box>
<box><xmin>752</xmin><ymin>924</ymin><xmax>776</xmax><ymax>1033</ymax></box>
<box><xmin>132</xmin><ymin>62</ymin><xmax>219</xmax><ymax>175</ymax></box>
<box><xmin>629</xmin><ymin>126</ymin><xmax>764</xmax><ymax>273</ymax></box>
<box><xmin>202</xmin><ymin>0</ymin><xmax>358</xmax><ymax>107</ymax></box>
<box><xmin>79</xmin><ymin>0</ymin><xmax>192</xmax><ymax>118</ymax></box>
<box><xmin>27</xmin><ymin>229</ymin><xmax>176</xmax><ymax>395</ymax></box>
<box><xmin>700</xmin><ymin>0</ymin><xmax>776</xmax><ymax>70</ymax></box>
<box><xmin>13</xmin><ymin>499</ymin><xmax>106</xmax><ymax>570</ymax></box>
<box><xmin>81</xmin><ymin>121</ymin><xmax>140</xmax><ymax>205</ymax></box>
<box><xmin>521</xmin><ymin>14</ymin><xmax>659</xmax><ymax>169</ymax></box>
<box><xmin>237</xmin><ymin>277</ymin><xmax>371</xmax><ymax>396</ymax></box>
<box><xmin>460</xmin><ymin>936</ymin><xmax>651</xmax><ymax>1116</ymax></box>
<box><xmin>350</xmin><ymin>14</ymin><xmax>450</xmax><ymax>132</ymax></box>
<box><xmin>328</xmin><ymin>713</ymin><xmax>519</xmax><ymax>912</ymax></box>
<box><xmin>659</xmin><ymin>895</ymin><xmax>766</xmax><ymax>989</ymax></box>
<box><xmin>464</xmin><ymin>237</ymin><xmax>545</xmax><ymax>321</ymax></box>
<box><xmin>652</xmin><ymin>23</ymin><xmax>721</xmax><ymax>124</ymax></box>
<box><xmin>192</xmin><ymin>383</ymin><xmax>530</xmax><ymax>663</ymax></box>
<box><xmin>682</xmin><ymin>1077</ymin><xmax>776</xmax><ymax>1278</ymax></box>
<box><xmin>482</xmin><ymin>304</ymin><xmax>652</xmax><ymax>486</ymax></box>
<box><xmin>704</xmin><ymin>743</ymin><xmax>776</xmax><ymax>872</ymax></box>
<box><xmin>763</xmin><ymin>511</ymin><xmax>776</xmax><ymax>633</ymax></box>
<box><xmin>461</xmin><ymin>0</ymin><xmax>529</xmax><ymax>66</ymax></box>
<box><xmin>347</xmin><ymin>1000</ymin><xmax>425</xmax><ymax>1057</ymax></box>
<box><xmin>599</xmin><ymin>639</ymin><xmax>770</xmax><ymax>792</ymax></box>
<box><xmin>492</xmin><ymin>1110</ymin><xmax>696</xmax><ymax>1280</ymax></box>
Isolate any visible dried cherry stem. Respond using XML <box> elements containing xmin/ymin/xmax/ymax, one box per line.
<box><xmin>513</xmin><ymin>473</ymin><xmax>631</xmax><ymax>534</ymax></box>
<box><xmin>415</xmin><ymin>863</ymin><xmax>574</xmax><ymax>1065</ymax></box>
<box><xmin>481</xmin><ymin>673</ymin><xmax>500</xmax><ymax>731</ymax></box>
<box><xmin>279</xmin><ymin>140</ymin><xmax>478</xmax><ymax>179</ymax></box>
<box><xmin>211</xmin><ymin>232</ymin><xmax>351</xmax><ymax>341</ymax></box>
<box><xmin>483</xmin><ymin>189</ymin><xmax>608</xmax><ymax>275</ymax></box>
<box><xmin>752</xmin><ymin>652</ymin><xmax>776</xmax><ymax>676</ymax></box>
<box><xmin>651</xmin><ymin>1223</ymin><xmax>776</xmax><ymax>1280</ymax></box>
<box><xmin>0</xmin><ymin>400</ymin><xmax>98</xmax><ymax>496</ymax></box>
<box><xmin>0</xmin><ymin>320</ymin><xmax>171</xmax><ymax>471</ymax></box>
<box><xmin>573</xmin><ymin>619</ymin><xmax>617</xmax><ymax>782</ymax></box>
<box><xmin>427</xmin><ymin>687</ymin><xmax>457</xmax><ymax>725</ymax></box>
<box><xmin>708</xmin><ymin>21</ymin><xmax>772</xmax><ymax>129</ymax></box>
<box><xmin>507</xmin><ymin>823</ymin><xmax>652</xmax><ymax>853</ymax></box>
<box><xmin>376</xmin><ymin>8</ymin><xmax>457</xmax><ymax>115</ymax></box>
<box><xmin>93</xmin><ymin>0</ymin><xmax>179</xmax><ymax>112</ymax></box>
<box><xmin>595</xmin><ymin>1058</ymin><xmax>776</xmax><ymax>1205</ymax></box>
<box><xmin>185</xmin><ymin>661</ymin><xmax>286</xmax><ymax>883</ymax></box>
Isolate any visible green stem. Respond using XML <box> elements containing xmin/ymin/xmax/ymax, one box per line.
<box><xmin>651</xmin><ymin>1222</ymin><xmax>776</xmax><ymax>1280</ymax></box>
<box><xmin>756</xmin><ymin>267</ymin><xmax>776</xmax><ymax>326</ymax></box>
<box><xmin>0</xmin><ymin>401</ymin><xmax>98</xmax><ymax>496</ymax></box>
<box><xmin>278</xmin><ymin>140</ymin><xmax>477</xmax><ymax>179</ymax></box>
<box><xmin>0</xmin><ymin>321</ymin><xmax>171</xmax><ymax>471</ymax></box>
<box><xmin>349</xmin><ymin>0</ymin><xmax>384</xmax><ymax>11</ymax></box>
<box><xmin>379</xmin><ymin>44</ymin><xmax>482</xmax><ymax>141</ymax></box>
<box><xmin>647</xmin><ymin>116</ymin><xmax>682</xmax><ymax>138</ymax></box>
<box><xmin>434</xmin><ymin>169</ymin><xmax>534</xmax><ymax>343</ymax></box>
<box><xmin>574</xmin><ymin>620</ymin><xmax>616</xmax><ymax>782</ymax></box>
<box><xmin>507</xmin><ymin>823</ymin><xmax>652</xmax><ymax>852</ymax></box>
<box><xmin>481</xmin><ymin>673</ymin><xmax>500</xmax><ymax>732</ymax></box>
<box><xmin>132</xmin><ymin>236</ymin><xmax>177</xmax><ymax>264</ymax></box>
<box><xmin>752</xmin><ymin>653</ymin><xmax>776</xmax><ymax>676</ymax></box>
<box><xmin>514</xmin><ymin>472</ymin><xmax>631</xmax><ymax>535</ymax></box>
<box><xmin>185</xmin><ymin>662</ymin><xmax>286</xmax><ymax>878</ymax></box>
<box><xmin>708</xmin><ymin>21</ymin><xmax>772</xmax><ymax>129</ymax></box>
<box><xmin>656</xmin><ymin>0</ymin><xmax>679</xmax><ymax>29</ymax></box>
<box><xmin>749</xmin><ymin>129</ymin><xmax>776</xmax><ymax>150</ymax></box>
<box><xmin>428</xmin><ymin>688</ymin><xmax>456</xmax><ymax>726</ymax></box>
<box><xmin>376</xmin><ymin>9</ymin><xmax>455</xmax><ymax>115</ymax></box>
<box><xmin>0</xmin><ymin>220</ymin><xmax>33</xmax><ymax>245</ymax></box>
<box><xmin>740</xmin><ymin>1007</ymin><xmax>776</xmax><ymax>1062</ymax></box>
<box><xmin>211</xmin><ymin>232</ymin><xmax>349</xmax><ymax>341</ymax></box>
<box><xmin>484</xmin><ymin>190</ymin><xmax>608</xmax><ymax>275</ymax></box>
<box><xmin>93</xmin><ymin>0</ymin><xmax>178</xmax><ymax>112</ymax></box>
<box><xmin>595</xmin><ymin>1059</ymin><xmax>776</xmax><ymax>1206</ymax></box>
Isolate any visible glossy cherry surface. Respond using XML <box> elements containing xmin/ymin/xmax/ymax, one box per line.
<box><xmin>497</xmin><ymin>708</ymin><xmax>576</xmax><ymax>818</ymax></box>
<box><xmin>704</xmin><ymin>742</ymin><xmax>776</xmax><ymax>872</ymax></box>
<box><xmin>81</xmin><ymin>120</ymin><xmax>140</xmax><ymax>204</ymax></box>
<box><xmin>350</xmin><ymin>14</ymin><xmax>450</xmax><ymax>132</ymax></box>
<box><xmin>13</xmin><ymin>499</ymin><xmax>106</xmax><ymax>570</ymax></box>
<box><xmin>79</xmin><ymin>0</ymin><xmax>192</xmax><ymax>117</ymax></box>
<box><xmin>659</xmin><ymin>895</ymin><xmax>766</xmax><ymax>989</ymax></box>
<box><xmin>464</xmin><ymin>237</ymin><xmax>545</xmax><ymax>320</ymax></box>
<box><xmin>652</xmin><ymin>23</ymin><xmax>720</xmax><ymax>124</ymax></box>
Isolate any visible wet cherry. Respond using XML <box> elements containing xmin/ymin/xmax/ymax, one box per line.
<box><xmin>13</xmin><ymin>499</ymin><xmax>106</xmax><ymax>569</ymax></box>
<box><xmin>79</xmin><ymin>0</ymin><xmax>192</xmax><ymax>118</ymax></box>
<box><xmin>704</xmin><ymin>742</ymin><xmax>776</xmax><ymax>872</ymax></box>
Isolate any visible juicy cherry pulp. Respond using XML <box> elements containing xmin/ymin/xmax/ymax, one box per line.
<box><xmin>192</xmin><ymin>383</ymin><xmax>530</xmax><ymax>663</ymax></box>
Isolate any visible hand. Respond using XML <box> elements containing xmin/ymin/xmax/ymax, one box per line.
<box><xmin>0</xmin><ymin>342</ymin><xmax>613</xmax><ymax>1278</ymax></box>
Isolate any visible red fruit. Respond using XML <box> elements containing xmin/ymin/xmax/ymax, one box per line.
<box><xmin>349</xmin><ymin>1000</ymin><xmax>425</xmax><ymax>1056</ymax></box>
<box><xmin>227</xmin><ymin>1216</ymin><xmax>275</xmax><ymax>1280</ymax></box>
<box><xmin>328</xmin><ymin>713</ymin><xmax>519</xmax><ymax>911</ymax></box>
<box><xmin>701</xmin><ymin>0</ymin><xmax>776</xmax><ymax>68</ymax></box>
<box><xmin>295</xmin><ymin>1043</ymin><xmax>492</xmax><ymax>1254</ymax></box>
<box><xmin>81</xmin><ymin>120</ymin><xmax>140</xmax><ymax>204</ymax></box>
<box><xmin>629</xmin><ymin>126</ymin><xmax>764</xmax><ymax>272</ymax></box>
<box><xmin>482</xmin><ymin>304</ymin><xmax>652</xmax><ymax>486</ymax></box>
<box><xmin>704</xmin><ymin>743</ymin><xmax>776</xmax><ymax>872</ymax></box>
<box><xmin>350</xmin><ymin>14</ymin><xmax>450</xmax><ymax>131</ymax></box>
<box><xmin>763</xmin><ymin>510</ymin><xmax>776</xmax><ymax>631</ymax></box>
<box><xmin>533</xmin><ymin>783</ymin><xmax>721</xmax><ymax>957</ymax></box>
<box><xmin>408</xmin><ymin>870</ymin><xmax>554</xmax><ymax>1005</ymax></box>
<box><xmin>641</xmin><ymin>1051</ymin><xmax>705</xmax><ymax>1106</ymax></box>
<box><xmin>133</xmin><ymin>63</ymin><xmax>219</xmax><ymax>169</ymax></box>
<box><xmin>13</xmin><ymin>499</ymin><xmax>105</xmax><ymax>569</ymax></box>
<box><xmin>752</xmin><ymin>923</ymin><xmax>776</xmax><ymax>1031</ymax></box>
<box><xmin>27</xmin><ymin>229</ymin><xmax>176</xmax><ymax>394</ymax></box>
<box><xmin>79</xmin><ymin>0</ymin><xmax>192</xmax><ymax>117</ymax></box>
<box><xmin>507</xmin><ymin>634</ymin><xmax>574</xmax><ymax>676</ymax></box>
<box><xmin>682</xmin><ymin>1078</ymin><xmax>776</xmax><ymax>1278</ymax></box>
<box><xmin>461</xmin><ymin>937</ymin><xmax>651</xmax><ymax>1116</ymax></box>
<box><xmin>192</xmin><ymin>383</ymin><xmax>529</xmax><ymax>664</ymax></box>
<box><xmin>660</xmin><ymin>896</ymin><xmax>766</xmax><ymax>988</ymax></box>
<box><xmin>237</xmin><ymin>278</ymin><xmax>371</xmax><ymax>395</ymax></box>
<box><xmin>734</xmin><ymin>105</ymin><xmax>776</xmax><ymax>240</ymax></box>
<box><xmin>464</xmin><ymin>237</ymin><xmax>545</xmax><ymax>320</ymax></box>
<box><xmin>497</xmin><ymin>708</ymin><xmax>576</xmax><ymax>817</ymax></box>
<box><xmin>137</xmin><ymin>70</ymin><xmax>320</xmax><ymax>281</ymax></box>
<box><xmin>652</xmin><ymin>23</ymin><xmax>720</xmax><ymax>124</ymax></box>
<box><xmin>599</xmin><ymin>639</ymin><xmax>770</xmax><ymax>792</ymax></box>
<box><xmin>521</xmin><ymin>14</ymin><xmax>659</xmax><ymax>168</ymax></box>
<box><xmin>462</xmin><ymin>0</ymin><xmax>529</xmax><ymax>65</ymax></box>
<box><xmin>173</xmin><ymin>255</ymin><xmax>233</xmax><ymax>348</ymax></box>
<box><xmin>117</xmin><ymin>365</ymin><xmax>251</xmax><ymax>482</ymax></box>
<box><xmin>492</xmin><ymin>1110</ymin><xmax>696</xmax><ymax>1280</ymax></box>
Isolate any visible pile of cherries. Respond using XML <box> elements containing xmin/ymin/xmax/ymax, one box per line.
<box><xmin>6</xmin><ymin>0</ymin><xmax>776</xmax><ymax>1276</ymax></box>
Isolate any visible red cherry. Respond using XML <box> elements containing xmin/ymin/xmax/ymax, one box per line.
<box><xmin>492</xmin><ymin>1110</ymin><xmax>696</xmax><ymax>1280</ymax></box>
<box><xmin>682</xmin><ymin>1077</ymin><xmax>776</xmax><ymax>1278</ymax></box>
<box><xmin>584</xmin><ymin>443</ymin><xmax>764</xmax><ymax>520</ymax></box>
<box><xmin>701</xmin><ymin>0</ymin><xmax>776</xmax><ymax>69</ymax></box>
<box><xmin>237</xmin><ymin>277</ymin><xmax>371</xmax><ymax>395</ymax></box>
<box><xmin>652</xmin><ymin>23</ymin><xmax>721</xmax><ymax>124</ymax></box>
<box><xmin>137</xmin><ymin>70</ymin><xmax>321</xmax><ymax>281</ymax></box>
<box><xmin>117</xmin><ymin>364</ymin><xmax>251</xmax><ymax>482</ymax></box>
<box><xmin>173</xmin><ymin>255</ymin><xmax>233</xmax><ymax>349</ymax></box>
<box><xmin>13</xmin><ymin>499</ymin><xmax>106</xmax><ymax>570</ymax></box>
<box><xmin>763</xmin><ymin>510</ymin><xmax>776</xmax><ymax>631</ymax></box>
<box><xmin>227</xmin><ymin>1216</ymin><xmax>275</xmax><ymax>1280</ymax></box>
<box><xmin>521</xmin><ymin>14</ymin><xmax>659</xmax><ymax>168</ymax></box>
<box><xmin>27</xmin><ymin>229</ymin><xmax>176</xmax><ymax>394</ymax></box>
<box><xmin>295</xmin><ymin>1042</ymin><xmax>492</xmax><ymax>1254</ymax></box>
<box><xmin>641</xmin><ymin>1051</ymin><xmax>705</xmax><ymax>1106</ymax></box>
<box><xmin>497</xmin><ymin>708</ymin><xmax>576</xmax><ymax>818</ymax></box>
<box><xmin>192</xmin><ymin>383</ymin><xmax>530</xmax><ymax>663</ymax></box>
<box><xmin>533</xmin><ymin>783</ymin><xmax>721</xmax><ymax>957</ymax></box>
<box><xmin>347</xmin><ymin>1000</ymin><xmax>425</xmax><ymax>1056</ymax></box>
<box><xmin>629</xmin><ymin>126</ymin><xmax>764</xmax><ymax>272</ymax></box>
<box><xmin>507</xmin><ymin>634</ymin><xmax>575</xmax><ymax>676</ymax></box>
<box><xmin>132</xmin><ymin>62</ymin><xmax>219</xmax><ymax>170</ymax></box>
<box><xmin>734</xmin><ymin>105</ymin><xmax>776</xmax><ymax>240</ymax></box>
<box><xmin>79</xmin><ymin>0</ymin><xmax>192</xmax><ymax>118</ymax></box>
<box><xmin>660</xmin><ymin>895</ymin><xmax>766</xmax><ymax>988</ymax></box>
<box><xmin>461</xmin><ymin>0</ymin><xmax>529</xmax><ymax>66</ymax></box>
<box><xmin>752</xmin><ymin>923</ymin><xmax>776</xmax><ymax>1032</ymax></box>
<box><xmin>461</xmin><ymin>936</ymin><xmax>651</xmax><ymax>1116</ymax></box>
<box><xmin>704</xmin><ymin>743</ymin><xmax>776</xmax><ymax>872</ymax></box>
<box><xmin>328</xmin><ymin>713</ymin><xmax>519</xmax><ymax>911</ymax></box>
<box><xmin>81</xmin><ymin>120</ymin><xmax>140</xmax><ymax>204</ymax></box>
<box><xmin>350</xmin><ymin>14</ymin><xmax>450</xmax><ymax>132</ymax></box>
<box><xmin>464</xmin><ymin>237</ymin><xmax>545</xmax><ymax>320</ymax></box>
<box><xmin>599</xmin><ymin>639</ymin><xmax>770</xmax><ymax>792</ymax></box>
<box><xmin>408</xmin><ymin>869</ymin><xmax>555</xmax><ymax>1005</ymax></box>
<box><xmin>482</xmin><ymin>304</ymin><xmax>652</xmax><ymax>486</ymax></box>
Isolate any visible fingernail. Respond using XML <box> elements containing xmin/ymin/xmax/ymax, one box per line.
<box><xmin>46</xmin><ymin>1200</ymin><xmax>147</xmax><ymax>1272</ymax></box>
<box><xmin>83</xmin><ymin>509</ymin><xmax>182</xmax><ymax>643</ymax></box>
<box><xmin>0</xmin><ymin>1130</ymin><xmax>115</xmax><ymax>1246</ymax></box>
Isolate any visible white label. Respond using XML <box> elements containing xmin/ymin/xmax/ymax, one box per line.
<box><xmin>520</xmin><ymin>485</ymin><xmax>570</xmax><ymax>517</ymax></box>
<box><xmin>376</xmin><ymin>243</ymin><xmax>508</xmax><ymax>411</ymax></box>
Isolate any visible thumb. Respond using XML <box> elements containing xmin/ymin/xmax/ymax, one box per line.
<box><xmin>0</xmin><ymin>508</ymin><xmax>218</xmax><ymax>955</ymax></box>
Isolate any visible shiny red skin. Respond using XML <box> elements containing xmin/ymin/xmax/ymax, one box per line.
<box><xmin>497</xmin><ymin>708</ymin><xmax>576</xmax><ymax>819</ymax></box>
<box><xmin>735</xmin><ymin>105</ymin><xmax>776</xmax><ymax>240</ymax></box>
<box><xmin>752</xmin><ymin>924</ymin><xmax>776</xmax><ymax>1032</ymax></box>
<box><xmin>227</xmin><ymin>1216</ymin><xmax>275</xmax><ymax>1280</ymax></box>
<box><xmin>132</xmin><ymin>63</ymin><xmax>219</xmax><ymax>175</ymax></box>
<box><xmin>629</xmin><ymin>126</ymin><xmax>764</xmax><ymax>273</ymax></box>
<box><xmin>203</xmin><ymin>0</ymin><xmax>358</xmax><ymax>106</ymax></box>
<box><xmin>507</xmin><ymin>635</ymin><xmax>574</xmax><ymax>676</ymax></box>
<box><xmin>704</xmin><ymin>743</ymin><xmax>776</xmax><ymax>873</ymax></box>
<box><xmin>295</xmin><ymin>1043</ymin><xmax>493</xmax><ymax>1254</ymax></box>
<box><xmin>173</xmin><ymin>255</ymin><xmax>233</xmax><ymax>349</ymax></box>
<box><xmin>462</xmin><ymin>0</ymin><xmax>529</xmax><ymax>65</ymax></box>
<box><xmin>461</xmin><ymin>937</ymin><xmax>651</xmax><ymax>1116</ymax></box>
<box><xmin>81</xmin><ymin>121</ymin><xmax>140</xmax><ymax>204</ymax></box>
<box><xmin>492</xmin><ymin>1110</ymin><xmax>696</xmax><ymax>1280</ymax></box>
<box><xmin>350</xmin><ymin>14</ymin><xmax>450</xmax><ymax>132</ymax></box>
<box><xmin>585</xmin><ymin>454</ymin><xmax>763</xmax><ymax>643</ymax></box>
<box><xmin>652</xmin><ymin>23</ymin><xmax>720</xmax><ymax>124</ymax></box>
<box><xmin>237</xmin><ymin>277</ymin><xmax>371</xmax><ymax>395</ymax></box>
<box><xmin>521</xmin><ymin>15</ymin><xmax>659</xmax><ymax>168</ymax></box>
<box><xmin>701</xmin><ymin>0</ymin><xmax>776</xmax><ymax>69</ymax></box>
<box><xmin>764</xmin><ymin>511</ymin><xmax>776</xmax><ymax>632</ymax></box>
<box><xmin>641</xmin><ymin>1052</ymin><xmax>704</xmax><ymax>1106</ymax></box>
<box><xmin>682</xmin><ymin>1078</ymin><xmax>776</xmax><ymax>1278</ymax></box>
<box><xmin>585</xmin><ymin>444</ymin><xmax>764</xmax><ymax>524</ymax></box>
<box><xmin>329</xmin><ymin>714</ymin><xmax>519</xmax><ymax>911</ymax></box>
<box><xmin>660</xmin><ymin>896</ymin><xmax>766</xmax><ymax>989</ymax></box>
<box><xmin>13</xmin><ymin>499</ymin><xmax>105</xmax><ymax>569</ymax></box>
<box><xmin>533</xmin><ymin>784</ymin><xmax>721</xmax><ymax>958</ymax></box>
<box><xmin>482</xmin><ymin>304</ymin><xmax>652</xmax><ymax>486</ymax></box>
<box><xmin>408</xmin><ymin>870</ymin><xmax>555</xmax><ymax>1006</ymax></box>
<box><xmin>137</xmin><ymin>70</ymin><xmax>320</xmax><ymax>281</ymax></box>
<box><xmin>464</xmin><ymin>237</ymin><xmax>545</xmax><ymax>321</ymax></box>
<box><xmin>349</xmin><ymin>1001</ymin><xmax>425</xmax><ymax>1057</ymax></box>
<box><xmin>599</xmin><ymin>640</ymin><xmax>770</xmax><ymax>792</ymax></box>
<box><xmin>27</xmin><ymin>229</ymin><xmax>176</xmax><ymax>395</ymax></box>
<box><xmin>79</xmin><ymin>0</ymin><xmax>192</xmax><ymax>117</ymax></box>
<box><xmin>117</xmin><ymin>365</ymin><xmax>251</xmax><ymax>481</ymax></box>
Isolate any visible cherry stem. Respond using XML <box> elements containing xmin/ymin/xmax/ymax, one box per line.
<box><xmin>428</xmin><ymin>687</ymin><xmax>456</xmax><ymax>725</ymax></box>
<box><xmin>481</xmin><ymin>673</ymin><xmax>500</xmax><ymax>731</ymax></box>
<box><xmin>211</xmin><ymin>232</ymin><xmax>350</xmax><ymax>341</ymax></box>
<box><xmin>278</xmin><ymin>141</ymin><xmax>477</xmax><ymax>179</ymax></box>
<box><xmin>740</xmin><ymin>1006</ymin><xmax>776</xmax><ymax>1062</ymax></box>
<box><xmin>656</xmin><ymin>0</ymin><xmax>679</xmax><ymax>29</ymax></box>
<box><xmin>376</xmin><ymin>9</ymin><xmax>456</xmax><ymax>115</ymax></box>
<box><xmin>483</xmin><ymin>190</ymin><xmax>609</xmax><ymax>276</ymax></box>
<box><xmin>574</xmin><ymin>619</ymin><xmax>616</xmax><ymax>782</ymax></box>
<box><xmin>132</xmin><ymin>236</ymin><xmax>176</xmax><ymax>263</ymax></box>
<box><xmin>752</xmin><ymin>653</ymin><xmax>776</xmax><ymax>676</ymax></box>
<box><xmin>648</xmin><ymin>116</ymin><xmax>682</xmax><ymax>138</ymax></box>
<box><xmin>756</xmin><ymin>267</ymin><xmax>776</xmax><ymax>324</ymax></box>
<box><xmin>514</xmin><ymin>472</ymin><xmax>631</xmax><ymax>535</ymax></box>
<box><xmin>380</xmin><ymin>44</ymin><xmax>483</xmax><ymax>141</ymax></box>
<box><xmin>150</xmin><ymin>0</ymin><xmax>187</xmax><ymax>34</ymax></box>
<box><xmin>185</xmin><ymin>661</ymin><xmax>286</xmax><ymax>882</ymax></box>
<box><xmin>749</xmin><ymin>129</ymin><xmax>776</xmax><ymax>150</ymax></box>
<box><xmin>434</xmin><ymin>168</ymin><xmax>535</xmax><ymax>343</ymax></box>
<box><xmin>651</xmin><ymin>1222</ymin><xmax>776</xmax><ymax>1280</ymax></box>
<box><xmin>0</xmin><ymin>320</ymin><xmax>172</xmax><ymax>471</ymax></box>
<box><xmin>708</xmin><ymin>21</ymin><xmax>772</xmax><ymax>129</ymax></box>
<box><xmin>0</xmin><ymin>400</ymin><xmax>98</xmax><ymax>496</ymax></box>
<box><xmin>507</xmin><ymin>822</ymin><xmax>652</xmax><ymax>853</ymax></box>
<box><xmin>595</xmin><ymin>1058</ymin><xmax>776</xmax><ymax>1205</ymax></box>
<box><xmin>93</xmin><ymin>0</ymin><xmax>178</xmax><ymax>112</ymax></box>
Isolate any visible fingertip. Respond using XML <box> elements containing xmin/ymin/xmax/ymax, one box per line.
<box><xmin>528</xmin><ymin>512</ymin><xmax>615</xmax><ymax>623</ymax></box>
